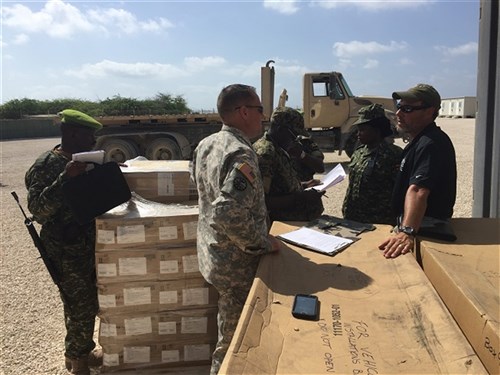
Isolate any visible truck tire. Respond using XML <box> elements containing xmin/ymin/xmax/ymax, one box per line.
<box><xmin>145</xmin><ymin>138</ymin><xmax>181</xmax><ymax>160</ymax></box>
<box><xmin>102</xmin><ymin>139</ymin><xmax>139</xmax><ymax>163</ymax></box>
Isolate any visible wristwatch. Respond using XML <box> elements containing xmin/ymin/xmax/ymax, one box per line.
<box><xmin>398</xmin><ymin>225</ymin><xmax>416</xmax><ymax>236</ymax></box>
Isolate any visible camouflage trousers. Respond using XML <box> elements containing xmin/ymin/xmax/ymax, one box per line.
<box><xmin>210</xmin><ymin>284</ymin><xmax>252</xmax><ymax>375</ymax></box>
<box><xmin>44</xmin><ymin>234</ymin><xmax>99</xmax><ymax>359</ymax></box>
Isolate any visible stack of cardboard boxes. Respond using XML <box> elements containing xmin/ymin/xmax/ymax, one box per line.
<box><xmin>95</xmin><ymin>160</ymin><xmax>217</xmax><ymax>372</ymax></box>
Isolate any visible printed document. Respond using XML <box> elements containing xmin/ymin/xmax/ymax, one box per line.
<box><xmin>309</xmin><ymin>164</ymin><xmax>346</xmax><ymax>192</ymax></box>
<box><xmin>277</xmin><ymin>227</ymin><xmax>353</xmax><ymax>256</ymax></box>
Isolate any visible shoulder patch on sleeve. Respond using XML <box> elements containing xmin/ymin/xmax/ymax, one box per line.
<box><xmin>237</xmin><ymin>162</ymin><xmax>256</xmax><ymax>185</ymax></box>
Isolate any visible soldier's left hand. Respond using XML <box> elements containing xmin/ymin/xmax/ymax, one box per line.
<box><xmin>65</xmin><ymin>161</ymin><xmax>88</xmax><ymax>177</ymax></box>
<box><xmin>378</xmin><ymin>232</ymin><xmax>414</xmax><ymax>258</ymax></box>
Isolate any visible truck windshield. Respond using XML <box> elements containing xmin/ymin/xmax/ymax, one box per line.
<box><xmin>339</xmin><ymin>74</ymin><xmax>354</xmax><ymax>97</ymax></box>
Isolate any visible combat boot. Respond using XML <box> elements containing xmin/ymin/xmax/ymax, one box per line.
<box><xmin>65</xmin><ymin>348</ymin><xmax>103</xmax><ymax>370</ymax></box>
<box><xmin>66</xmin><ymin>356</ymin><xmax>90</xmax><ymax>375</ymax></box>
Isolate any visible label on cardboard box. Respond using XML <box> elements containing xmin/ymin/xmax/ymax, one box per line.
<box><xmin>117</xmin><ymin>225</ymin><xmax>146</xmax><ymax>244</ymax></box>
<box><xmin>184</xmin><ymin>344</ymin><xmax>210</xmax><ymax>361</ymax></box>
<box><xmin>124</xmin><ymin>316</ymin><xmax>152</xmax><ymax>336</ymax></box>
<box><xmin>159</xmin><ymin>290</ymin><xmax>178</xmax><ymax>304</ymax></box>
<box><xmin>160</xmin><ymin>260</ymin><xmax>179</xmax><ymax>274</ymax></box>
<box><xmin>159</xmin><ymin>226</ymin><xmax>178</xmax><ymax>240</ymax></box>
<box><xmin>182</xmin><ymin>255</ymin><xmax>199</xmax><ymax>273</ymax></box>
<box><xmin>123</xmin><ymin>287</ymin><xmax>151</xmax><ymax>306</ymax></box>
<box><xmin>183</xmin><ymin>288</ymin><xmax>208</xmax><ymax>306</ymax></box>
<box><xmin>181</xmin><ymin>317</ymin><xmax>207</xmax><ymax>334</ymax></box>
<box><xmin>158</xmin><ymin>173</ymin><xmax>174</xmax><ymax>196</ymax></box>
<box><xmin>103</xmin><ymin>353</ymin><xmax>119</xmax><ymax>367</ymax></box>
<box><xmin>119</xmin><ymin>257</ymin><xmax>147</xmax><ymax>276</ymax></box>
<box><xmin>98</xmin><ymin>263</ymin><xmax>117</xmax><ymax>277</ymax></box>
<box><xmin>100</xmin><ymin>323</ymin><xmax>117</xmax><ymax>337</ymax></box>
<box><xmin>162</xmin><ymin>350</ymin><xmax>180</xmax><ymax>363</ymax></box>
<box><xmin>159</xmin><ymin>321</ymin><xmax>177</xmax><ymax>335</ymax></box>
<box><xmin>97</xmin><ymin>230</ymin><xmax>115</xmax><ymax>244</ymax></box>
<box><xmin>98</xmin><ymin>294</ymin><xmax>116</xmax><ymax>308</ymax></box>
<box><xmin>183</xmin><ymin>222</ymin><xmax>197</xmax><ymax>240</ymax></box>
<box><xmin>123</xmin><ymin>346</ymin><xmax>150</xmax><ymax>363</ymax></box>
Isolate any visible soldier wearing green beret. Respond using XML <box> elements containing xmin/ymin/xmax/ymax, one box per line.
<box><xmin>342</xmin><ymin>104</ymin><xmax>402</xmax><ymax>225</ymax></box>
<box><xmin>25</xmin><ymin>109</ymin><xmax>103</xmax><ymax>375</ymax></box>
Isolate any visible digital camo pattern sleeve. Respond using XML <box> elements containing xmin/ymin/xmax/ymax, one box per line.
<box><xmin>214</xmin><ymin>152</ymin><xmax>271</xmax><ymax>255</ymax></box>
<box><xmin>25</xmin><ymin>150</ymin><xmax>69</xmax><ymax>224</ymax></box>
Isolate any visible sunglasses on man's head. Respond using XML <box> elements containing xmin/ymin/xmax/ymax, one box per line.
<box><xmin>396</xmin><ymin>103</ymin><xmax>430</xmax><ymax>113</ymax></box>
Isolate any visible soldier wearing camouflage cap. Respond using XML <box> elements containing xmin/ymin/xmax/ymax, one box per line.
<box><xmin>343</xmin><ymin>104</ymin><xmax>402</xmax><ymax>225</ymax></box>
<box><xmin>270</xmin><ymin>106</ymin><xmax>325</xmax><ymax>181</ymax></box>
<box><xmin>379</xmin><ymin>84</ymin><xmax>457</xmax><ymax>259</ymax></box>
<box><xmin>253</xmin><ymin>106</ymin><xmax>325</xmax><ymax>222</ymax></box>
<box><xmin>25</xmin><ymin>109</ymin><xmax>103</xmax><ymax>374</ymax></box>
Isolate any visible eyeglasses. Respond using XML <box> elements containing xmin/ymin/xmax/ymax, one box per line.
<box><xmin>396</xmin><ymin>103</ymin><xmax>430</xmax><ymax>113</ymax></box>
<box><xmin>235</xmin><ymin>105</ymin><xmax>264</xmax><ymax>114</ymax></box>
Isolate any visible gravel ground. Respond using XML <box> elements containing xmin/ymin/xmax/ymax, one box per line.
<box><xmin>0</xmin><ymin>118</ymin><xmax>475</xmax><ymax>374</ymax></box>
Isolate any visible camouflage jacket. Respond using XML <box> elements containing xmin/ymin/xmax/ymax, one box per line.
<box><xmin>191</xmin><ymin>125</ymin><xmax>272</xmax><ymax>288</ymax></box>
<box><xmin>292</xmin><ymin>138</ymin><xmax>324</xmax><ymax>181</ymax></box>
<box><xmin>25</xmin><ymin>147</ymin><xmax>95</xmax><ymax>248</ymax></box>
<box><xmin>253</xmin><ymin>132</ymin><xmax>323</xmax><ymax>221</ymax></box>
<box><xmin>342</xmin><ymin>142</ymin><xmax>402</xmax><ymax>225</ymax></box>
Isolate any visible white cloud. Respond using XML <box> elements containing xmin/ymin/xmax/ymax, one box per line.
<box><xmin>65</xmin><ymin>60</ymin><xmax>187</xmax><ymax>79</ymax></box>
<box><xmin>333</xmin><ymin>40</ymin><xmax>407</xmax><ymax>58</ymax></box>
<box><xmin>363</xmin><ymin>59</ymin><xmax>379</xmax><ymax>69</ymax></box>
<box><xmin>11</xmin><ymin>34</ymin><xmax>30</xmax><ymax>45</ymax></box>
<box><xmin>434</xmin><ymin>42</ymin><xmax>478</xmax><ymax>57</ymax></box>
<box><xmin>184</xmin><ymin>56</ymin><xmax>227</xmax><ymax>72</ymax></box>
<box><xmin>399</xmin><ymin>57</ymin><xmax>414</xmax><ymax>65</ymax></box>
<box><xmin>313</xmin><ymin>0</ymin><xmax>435</xmax><ymax>11</ymax></box>
<box><xmin>263</xmin><ymin>0</ymin><xmax>300</xmax><ymax>15</ymax></box>
<box><xmin>1</xmin><ymin>0</ymin><xmax>174</xmax><ymax>40</ymax></box>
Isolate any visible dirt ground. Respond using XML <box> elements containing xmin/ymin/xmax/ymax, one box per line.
<box><xmin>0</xmin><ymin>118</ymin><xmax>475</xmax><ymax>374</ymax></box>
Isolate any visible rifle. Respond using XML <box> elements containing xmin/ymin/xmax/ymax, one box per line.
<box><xmin>11</xmin><ymin>191</ymin><xmax>64</xmax><ymax>294</ymax></box>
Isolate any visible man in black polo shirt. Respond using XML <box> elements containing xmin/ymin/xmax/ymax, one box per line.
<box><xmin>378</xmin><ymin>84</ymin><xmax>457</xmax><ymax>258</ymax></box>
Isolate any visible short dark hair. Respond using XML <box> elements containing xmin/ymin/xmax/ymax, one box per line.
<box><xmin>217</xmin><ymin>84</ymin><xmax>257</xmax><ymax>119</ymax></box>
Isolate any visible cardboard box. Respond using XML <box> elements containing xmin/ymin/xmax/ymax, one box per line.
<box><xmin>101</xmin><ymin>339</ymin><xmax>215</xmax><ymax>372</ymax></box>
<box><xmin>418</xmin><ymin>218</ymin><xmax>500</xmax><ymax>375</ymax></box>
<box><xmin>96</xmin><ymin>246</ymin><xmax>202</xmax><ymax>284</ymax></box>
<box><xmin>99</xmin><ymin>307</ymin><xmax>218</xmax><ymax>346</ymax></box>
<box><xmin>219</xmin><ymin>222</ymin><xmax>487</xmax><ymax>374</ymax></box>
<box><xmin>95</xmin><ymin>196</ymin><xmax>198</xmax><ymax>251</ymax></box>
<box><xmin>98</xmin><ymin>278</ymin><xmax>219</xmax><ymax>316</ymax></box>
<box><xmin>121</xmin><ymin>160</ymin><xmax>192</xmax><ymax>203</ymax></box>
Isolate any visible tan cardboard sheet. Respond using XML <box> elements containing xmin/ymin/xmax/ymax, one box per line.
<box><xmin>220</xmin><ymin>222</ymin><xmax>487</xmax><ymax>374</ymax></box>
<box><xmin>419</xmin><ymin>218</ymin><xmax>500</xmax><ymax>375</ymax></box>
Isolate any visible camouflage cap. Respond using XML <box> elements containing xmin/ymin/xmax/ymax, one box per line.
<box><xmin>270</xmin><ymin>106</ymin><xmax>308</xmax><ymax>136</ymax></box>
<box><xmin>392</xmin><ymin>83</ymin><xmax>441</xmax><ymax>108</ymax></box>
<box><xmin>59</xmin><ymin>109</ymin><xmax>102</xmax><ymax>130</ymax></box>
<box><xmin>353</xmin><ymin>104</ymin><xmax>387</xmax><ymax>126</ymax></box>
<box><xmin>353</xmin><ymin>104</ymin><xmax>392</xmax><ymax>137</ymax></box>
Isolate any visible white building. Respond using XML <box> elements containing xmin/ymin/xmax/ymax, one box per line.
<box><xmin>439</xmin><ymin>96</ymin><xmax>477</xmax><ymax>118</ymax></box>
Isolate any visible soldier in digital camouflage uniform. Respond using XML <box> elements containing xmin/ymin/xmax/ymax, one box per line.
<box><xmin>281</xmin><ymin>108</ymin><xmax>325</xmax><ymax>181</ymax></box>
<box><xmin>25</xmin><ymin>109</ymin><xmax>103</xmax><ymax>375</ymax></box>
<box><xmin>342</xmin><ymin>104</ymin><xmax>402</xmax><ymax>225</ymax></box>
<box><xmin>253</xmin><ymin>107</ymin><xmax>325</xmax><ymax>222</ymax></box>
<box><xmin>191</xmin><ymin>84</ymin><xmax>280</xmax><ymax>375</ymax></box>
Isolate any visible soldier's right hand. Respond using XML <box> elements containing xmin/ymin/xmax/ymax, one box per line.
<box><xmin>65</xmin><ymin>161</ymin><xmax>87</xmax><ymax>177</ymax></box>
<box><xmin>300</xmin><ymin>189</ymin><xmax>324</xmax><ymax>205</ymax></box>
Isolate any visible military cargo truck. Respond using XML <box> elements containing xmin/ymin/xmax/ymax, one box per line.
<box><xmin>91</xmin><ymin>60</ymin><xmax>397</xmax><ymax>162</ymax></box>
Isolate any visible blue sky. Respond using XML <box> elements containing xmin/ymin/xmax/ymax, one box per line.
<box><xmin>1</xmin><ymin>0</ymin><xmax>479</xmax><ymax>111</ymax></box>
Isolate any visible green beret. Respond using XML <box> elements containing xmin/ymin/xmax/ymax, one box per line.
<box><xmin>59</xmin><ymin>109</ymin><xmax>102</xmax><ymax>130</ymax></box>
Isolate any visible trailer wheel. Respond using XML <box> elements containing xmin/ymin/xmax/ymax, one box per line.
<box><xmin>102</xmin><ymin>139</ymin><xmax>139</xmax><ymax>163</ymax></box>
<box><xmin>145</xmin><ymin>138</ymin><xmax>181</xmax><ymax>160</ymax></box>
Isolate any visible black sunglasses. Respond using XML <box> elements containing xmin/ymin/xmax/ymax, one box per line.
<box><xmin>235</xmin><ymin>105</ymin><xmax>264</xmax><ymax>114</ymax></box>
<box><xmin>396</xmin><ymin>103</ymin><xmax>430</xmax><ymax>113</ymax></box>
